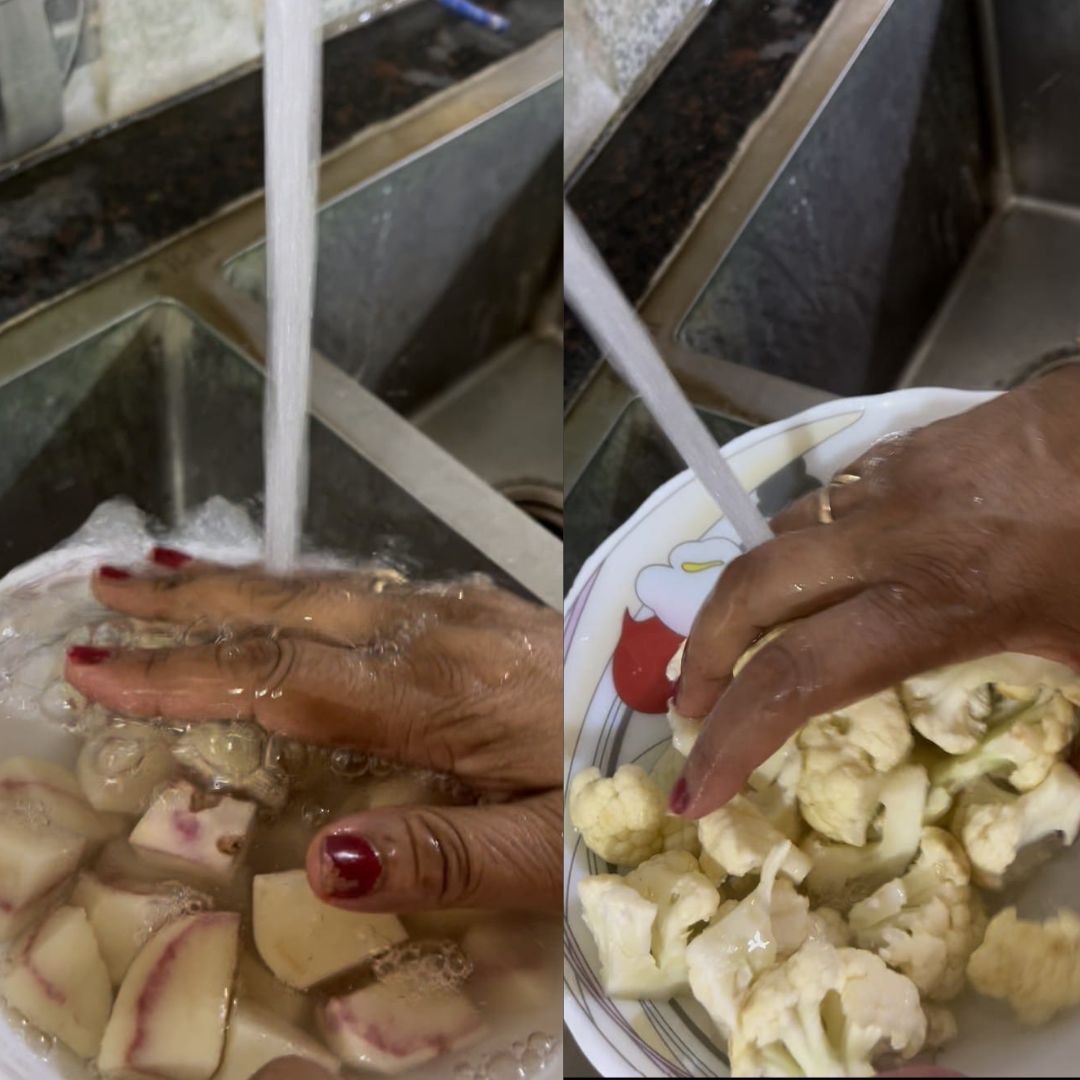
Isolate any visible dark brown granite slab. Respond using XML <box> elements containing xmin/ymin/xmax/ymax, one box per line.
<box><xmin>0</xmin><ymin>0</ymin><xmax>560</xmax><ymax>326</ymax></box>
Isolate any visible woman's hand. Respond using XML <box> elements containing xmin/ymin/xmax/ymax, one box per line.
<box><xmin>66</xmin><ymin>553</ymin><xmax>561</xmax><ymax>913</ymax></box>
<box><xmin>672</xmin><ymin>369</ymin><xmax>1080</xmax><ymax>818</ymax></box>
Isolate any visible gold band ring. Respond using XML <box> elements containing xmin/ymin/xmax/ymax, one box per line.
<box><xmin>817</xmin><ymin>473</ymin><xmax>862</xmax><ymax>524</ymax></box>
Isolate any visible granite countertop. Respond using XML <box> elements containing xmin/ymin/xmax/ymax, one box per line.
<box><xmin>564</xmin><ymin>0</ymin><xmax>838</xmax><ymax>410</ymax></box>
<box><xmin>0</xmin><ymin>0</ymin><xmax>560</xmax><ymax>327</ymax></box>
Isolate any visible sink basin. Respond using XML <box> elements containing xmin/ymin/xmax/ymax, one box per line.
<box><xmin>566</xmin><ymin>0</ymin><xmax>1080</xmax><ymax>508</ymax></box>
<box><xmin>0</xmin><ymin>34</ymin><xmax>563</xmax><ymax>608</ymax></box>
<box><xmin>0</xmin><ymin>302</ymin><xmax>514</xmax><ymax>586</ymax></box>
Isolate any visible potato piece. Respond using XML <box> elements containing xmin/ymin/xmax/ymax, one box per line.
<box><xmin>97</xmin><ymin>911</ymin><xmax>240</xmax><ymax>1080</ymax></box>
<box><xmin>321</xmin><ymin>981</ymin><xmax>484</xmax><ymax>1074</ymax></box>
<box><xmin>215</xmin><ymin>1001</ymin><xmax>338</xmax><ymax>1080</ymax></box>
<box><xmin>129</xmin><ymin>780</ymin><xmax>256</xmax><ymax>884</ymax></box>
<box><xmin>2</xmin><ymin>905</ymin><xmax>113</xmax><ymax>1058</ymax></box>
<box><xmin>71</xmin><ymin>870</ymin><xmax>211</xmax><ymax>986</ymax></box>
<box><xmin>0</xmin><ymin>805</ymin><xmax>86</xmax><ymax>941</ymax></box>
<box><xmin>253</xmin><ymin>869</ymin><xmax>406</xmax><ymax>989</ymax></box>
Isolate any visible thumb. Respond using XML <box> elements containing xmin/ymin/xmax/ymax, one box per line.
<box><xmin>306</xmin><ymin>790</ymin><xmax>561</xmax><ymax>914</ymax></box>
<box><xmin>251</xmin><ymin>1058</ymin><xmax>338</xmax><ymax>1080</ymax></box>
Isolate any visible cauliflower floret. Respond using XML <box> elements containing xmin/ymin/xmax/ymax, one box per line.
<box><xmin>569</xmin><ymin>765</ymin><xmax>667</xmax><ymax>867</ymax></box>
<box><xmin>687</xmin><ymin>842</ymin><xmax>811</xmax><ymax>1040</ymax></box>
<box><xmin>951</xmin><ymin>762</ymin><xmax>1080</xmax><ymax>889</ymax></box>
<box><xmin>579</xmin><ymin>850</ymin><xmax>720</xmax><ymax>999</ymax></box>
<box><xmin>922</xmin><ymin>1004</ymin><xmax>958</xmax><ymax>1050</ymax></box>
<box><xmin>931</xmin><ymin>690</ymin><xmax>1077</xmax><ymax>794</ymax></box>
<box><xmin>745</xmin><ymin>736</ymin><xmax>804</xmax><ymax>841</ymax></box>
<box><xmin>902</xmin><ymin>652</ymin><xmax>1080</xmax><ymax>754</ymax></box>
<box><xmin>698</xmin><ymin>795</ymin><xmax>812</xmax><ymax>886</ymax></box>
<box><xmin>728</xmin><ymin>940</ymin><xmax>926</xmax><ymax>1077</ymax></box>
<box><xmin>807</xmin><ymin>907</ymin><xmax>852</xmax><ymax>947</ymax></box>
<box><xmin>848</xmin><ymin>827</ymin><xmax>983</xmax><ymax>1000</ymax></box>
<box><xmin>967</xmin><ymin>906</ymin><xmax>1080</xmax><ymax>1024</ymax></box>
<box><xmin>665</xmin><ymin>642</ymin><xmax>703</xmax><ymax>756</ymax></box>
<box><xmin>796</xmin><ymin>689</ymin><xmax>913</xmax><ymax>847</ymax></box>
<box><xmin>662</xmin><ymin>813</ymin><xmax>700</xmax><ymax>856</ymax></box>
<box><xmin>803</xmin><ymin>765</ymin><xmax>929</xmax><ymax>909</ymax></box>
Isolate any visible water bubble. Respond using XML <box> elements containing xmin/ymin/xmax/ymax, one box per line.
<box><xmin>372</xmin><ymin>939</ymin><xmax>474</xmax><ymax>999</ymax></box>
<box><xmin>301</xmin><ymin>802</ymin><xmax>332</xmax><ymax>827</ymax></box>
<box><xmin>526</xmin><ymin>1032</ymin><xmax>556</xmax><ymax>1058</ymax></box>
<box><xmin>484</xmin><ymin>1053</ymin><xmax>522</xmax><ymax>1080</ymax></box>
<box><xmin>40</xmin><ymin>679</ymin><xmax>86</xmax><ymax>725</ymax></box>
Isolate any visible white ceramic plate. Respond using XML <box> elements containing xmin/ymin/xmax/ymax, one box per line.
<box><xmin>563</xmin><ymin>387</ymin><xmax>1080</xmax><ymax>1079</ymax></box>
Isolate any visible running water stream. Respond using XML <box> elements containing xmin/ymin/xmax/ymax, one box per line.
<box><xmin>261</xmin><ymin>0</ymin><xmax>323</xmax><ymax>572</ymax></box>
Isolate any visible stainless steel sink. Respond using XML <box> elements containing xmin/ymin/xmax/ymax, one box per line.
<box><xmin>566</xmin><ymin>0</ymin><xmax>1080</xmax><ymax>490</ymax></box>
<box><xmin>0</xmin><ymin>33</ymin><xmax>563</xmax><ymax>607</ymax></box>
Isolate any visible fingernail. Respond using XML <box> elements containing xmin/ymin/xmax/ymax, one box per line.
<box><xmin>669</xmin><ymin>777</ymin><xmax>690</xmax><ymax>815</ymax></box>
<box><xmin>150</xmin><ymin>546</ymin><xmax>191</xmax><ymax>569</ymax></box>
<box><xmin>67</xmin><ymin>646</ymin><xmax>112</xmax><ymax>666</ymax></box>
<box><xmin>98</xmin><ymin>565</ymin><xmax>131</xmax><ymax>581</ymax></box>
<box><xmin>321</xmin><ymin>833</ymin><xmax>382</xmax><ymax>898</ymax></box>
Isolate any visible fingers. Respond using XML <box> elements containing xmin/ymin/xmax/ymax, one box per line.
<box><xmin>676</xmin><ymin>588</ymin><xmax>965</xmax><ymax>818</ymax></box>
<box><xmin>771</xmin><ymin>474</ymin><xmax>867</xmax><ymax>534</ymax></box>
<box><xmin>64</xmin><ymin>635</ymin><xmax>446</xmax><ymax>769</ymax></box>
<box><xmin>92</xmin><ymin>559</ymin><xmax>407</xmax><ymax>644</ymax></box>
<box><xmin>306</xmin><ymin>789</ymin><xmax>561</xmax><ymax>914</ymax></box>
<box><xmin>250</xmin><ymin>1058</ymin><xmax>338</xmax><ymax>1080</ymax></box>
<box><xmin>675</xmin><ymin>528</ymin><xmax>866</xmax><ymax>719</ymax></box>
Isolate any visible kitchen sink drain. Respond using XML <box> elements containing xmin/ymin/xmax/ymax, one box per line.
<box><xmin>500</xmin><ymin>481</ymin><xmax>563</xmax><ymax>540</ymax></box>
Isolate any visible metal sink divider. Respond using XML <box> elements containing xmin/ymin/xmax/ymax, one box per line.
<box><xmin>0</xmin><ymin>32</ymin><xmax>564</xmax><ymax>609</ymax></box>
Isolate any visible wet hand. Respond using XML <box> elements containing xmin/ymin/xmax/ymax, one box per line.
<box><xmin>66</xmin><ymin>552</ymin><xmax>561</xmax><ymax>914</ymax></box>
<box><xmin>672</xmin><ymin>368</ymin><xmax>1080</xmax><ymax>818</ymax></box>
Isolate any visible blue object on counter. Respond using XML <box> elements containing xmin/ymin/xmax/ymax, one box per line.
<box><xmin>434</xmin><ymin>0</ymin><xmax>509</xmax><ymax>33</ymax></box>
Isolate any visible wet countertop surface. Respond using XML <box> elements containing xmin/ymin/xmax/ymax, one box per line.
<box><xmin>0</xmin><ymin>0</ymin><xmax>560</xmax><ymax>327</ymax></box>
<box><xmin>564</xmin><ymin>0</ymin><xmax>838</xmax><ymax>410</ymax></box>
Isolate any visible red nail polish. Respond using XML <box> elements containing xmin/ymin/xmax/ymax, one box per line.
<box><xmin>67</xmin><ymin>646</ymin><xmax>112</xmax><ymax>666</ymax></box>
<box><xmin>150</xmin><ymin>546</ymin><xmax>191</xmax><ymax>569</ymax></box>
<box><xmin>669</xmin><ymin>777</ymin><xmax>690</xmax><ymax>815</ymax></box>
<box><xmin>98</xmin><ymin>565</ymin><xmax>131</xmax><ymax>581</ymax></box>
<box><xmin>321</xmin><ymin>833</ymin><xmax>382</xmax><ymax>898</ymax></box>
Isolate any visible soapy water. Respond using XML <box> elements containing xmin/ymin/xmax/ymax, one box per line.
<box><xmin>0</xmin><ymin>496</ymin><xmax>561</xmax><ymax>1078</ymax></box>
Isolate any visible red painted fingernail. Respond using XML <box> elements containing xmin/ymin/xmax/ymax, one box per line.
<box><xmin>67</xmin><ymin>646</ymin><xmax>112</xmax><ymax>666</ymax></box>
<box><xmin>150</xmin><ymin>546</ymin><xmax>191</xmax><ymax>569</ymax></box>
<box><xmin>98</xmin><ymin>565</ymin><xmax>131</xmax><ymax>581</ymax></box>
<box><xmin>321</xmin><ymin>833</ymin><xmax>383</xmax><ymax>898</ymax></box>
<box><xmin>669</xmin><ymin>777</ymin><xmax>690</xmax><ymax>815</ymax></box>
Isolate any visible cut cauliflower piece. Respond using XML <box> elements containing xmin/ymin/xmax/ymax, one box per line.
<box><xmin>931</xmin><ymin>690</ymin><xmax>1077</xmax><ymax>794</ymax></box>
<box><xmin>728</xmin><ymin>940</ymin><xmax>926</xmax><ymax>1077</ymax></box>
<box><xmin>803</xmin><ymin>765</ymin><xmax>929</xmax><ymax>909</ymax></box>
<box><xmin>807</xmin><ymin>907</ymin><xmax>852</xmax><ymax>947</ymax></box>
<box><xmin>698</xmin><ymin>796</ymin><xmax>812</xmax><ymax>886</ymax></box>
<box><xmin>848</xmin><ymin>827</ymin><xmax>983</xmax><ymax>1001</ymax></box>
<box><xmin>796</xmin><ymin>689</ymin><xmax>913</xmax><ymax>847</ymax></box>
<box><xmin>686</xmin><ymin>842</ymin><xmax>810</xmax><ymax>1040</ymax></box>
<box><xmin>665</xmin><ymin>641</ymin><xmax>702</xmax><ymax>756</ymax></box>
<box><xmin>661</xmin><ymin>814</ymin><xmax>700</xmax><ymax>857</ymax></box>
<box><xmin>922</xmin><ymin>1004</ymin><xmax>958</xmax><ymax>1050</ymax></box>
<box><xmin>745</xmin><ymin>737</ymin><xmax>803</xmax><ymax>842</ymax></box>
<box><xmin>569</xmin><ymin>765</ymin><xmax>666</xmax><ymax>867</ymax></box>
<box><xmin>967</xmin><ymin>906</ymin><xmax>1080</xmax><ymax>1024</ymax></box>
<box><xmin>901</xmin><ymin>652</ymin><xmax>1080</xmax><ymax>754</ymax></box>
<box><xmin>951</xmin><ymin>763</ymin><xmax>1080</xmax><ymax>889</ymax></box>
<box><xmin>579</xmin><ymin>850</ymin><xmax>720</xmax><ymax>999</ymax></box>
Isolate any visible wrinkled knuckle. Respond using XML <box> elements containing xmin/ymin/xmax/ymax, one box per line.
<box><xmin>405</xmin><ymin>810</ymin><xmax>477</xmax><ymax>906</ymax></box>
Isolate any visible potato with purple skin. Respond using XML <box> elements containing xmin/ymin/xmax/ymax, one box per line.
<box><xmin>129</xmin><ymin>780</ymin><xmax>256</xmax><ymax>884</ymax></box>
<box><xmin>0</xmin><ymin>807</ymin><xmax>86</xmax><ymax>940</ymax></box>
<box><xmin>71</xmin><ymin>870</ymin><xmax>211</xmax><ymax>986</ymax></box>
<box><xmin>2</xmin><ymin>905</ymin><xmax>113</xmax><ymax>1058</ymax></box>
<box><xmin>321</xmin><ymin>981</ymin><xmax>485</xmax><ymax>1075</ymax></box>
<box><xmin>0</xmin><ymin>757</ymin><xmax>127</xmax><ymax>844</ymax></box>
<box><xmin>97</xmin><ymin>911</ymin><xmax>240</xmax><ymax>1080</ymax></box>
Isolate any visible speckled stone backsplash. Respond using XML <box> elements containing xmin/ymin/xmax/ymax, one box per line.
<box><xmin>565</xmin><ymin>0</ymin><xmax>706</xmax><ymax>174</ymax></box>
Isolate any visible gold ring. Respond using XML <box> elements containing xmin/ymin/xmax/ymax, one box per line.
<box><xmin>817</xmin><ymin>485</ymin><xmax>834</xmax><ymax>525</ymax></box>
<box><xmin>832</xmin><ymin>472</ymin><xmax>862</xmax><ymax>486</ymax></box>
